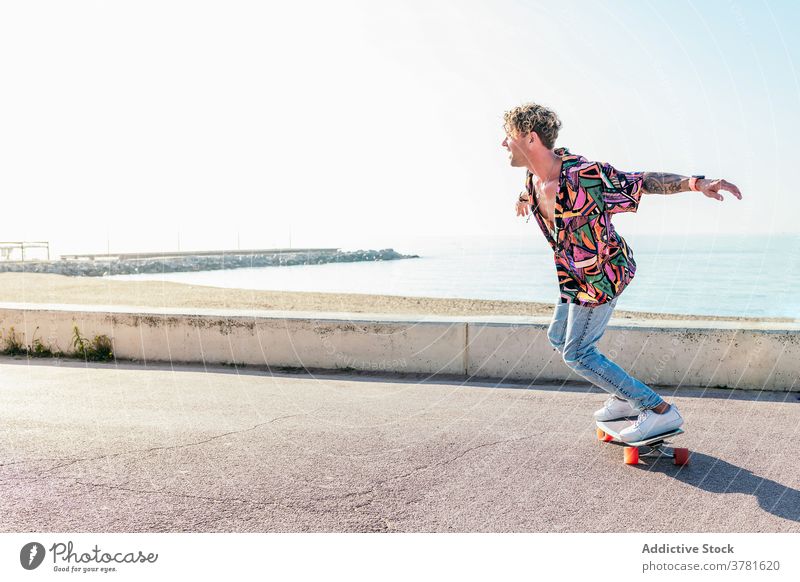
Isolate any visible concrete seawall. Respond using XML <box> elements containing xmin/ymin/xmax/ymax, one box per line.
<box><xmin>0</xmin><ymin>303</ymin><xmax>797</xmax><ymax>391</ymax></box>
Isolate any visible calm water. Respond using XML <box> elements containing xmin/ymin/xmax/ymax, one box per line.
<box><xmin>106</xmin><ymin>234</ymin><xmax>800</xmax><ymax>319</ymax></box>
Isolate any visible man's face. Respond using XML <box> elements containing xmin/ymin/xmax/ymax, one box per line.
<box><xmin>501</xmin><ymin>128</ymin><xmax>530</xmax><ymax>167</ymax></box>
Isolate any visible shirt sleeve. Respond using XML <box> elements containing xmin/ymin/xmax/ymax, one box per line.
<box><xmin>599</xmin><ymin>161</ymin><xmax>645</xmax><ymax>214</ymax></box>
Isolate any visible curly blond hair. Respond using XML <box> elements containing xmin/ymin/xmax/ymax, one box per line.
<box><xmin>503</xmin><ymin>103</ymin><xmax>562</xmax><ymax>149</ymax></box>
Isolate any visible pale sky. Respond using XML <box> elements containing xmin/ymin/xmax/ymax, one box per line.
<box><xmin>1</xmin><ymin>0</ymin><xmax>798</xmax><ymax>256</ymax></box>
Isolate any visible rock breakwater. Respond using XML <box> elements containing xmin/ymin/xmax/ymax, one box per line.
<box><xmin>0</xmin><ymin>248</ymin><xmax>419</xmax><ymax>277</ymax></box>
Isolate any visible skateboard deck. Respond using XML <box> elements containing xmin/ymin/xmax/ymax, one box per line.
<box><xmin>595</xmin><ymin>418</ymin><xmax>689</xmax><ymax>465</ymax></box>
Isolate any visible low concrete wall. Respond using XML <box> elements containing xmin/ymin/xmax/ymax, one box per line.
<box><xmin>0</xmin><ymin>303</ymin><xmax>797</xmax><ymax>391</ymax></box>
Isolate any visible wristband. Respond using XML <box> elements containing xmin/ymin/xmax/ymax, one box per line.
<box><xmin>689</xmin><ymin>175</ymin><xmax>705</xmax><ymax>191</ymax></box>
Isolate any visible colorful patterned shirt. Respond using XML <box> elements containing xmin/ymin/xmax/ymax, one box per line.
<box><xmin>525</xmin><ymin>147</ymin><xmax>645</xmax><ymax>307</ymax></box>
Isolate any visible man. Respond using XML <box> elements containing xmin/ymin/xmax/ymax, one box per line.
<box><xmin>502</xmin><ymin>102</ymin><xmax>742</xmax><ymax>442</ymax></box>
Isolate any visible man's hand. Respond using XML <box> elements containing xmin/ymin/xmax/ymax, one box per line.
<box><xmin>516</xmin><ymin>194</ymin><xmax>530</xmax><ymax>217</ymax></box>
<box><xmin>697</xmin><ymin>178</ymin><xmax>743</xmax><ymax>201</ymax></box>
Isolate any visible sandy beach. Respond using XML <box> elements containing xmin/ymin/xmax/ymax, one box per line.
<box><xmin>0</xmin><ymin>272</ymin><xmax>792</xmax><ymax>323</ymax></box>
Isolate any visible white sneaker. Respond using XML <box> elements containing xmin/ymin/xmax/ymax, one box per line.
<box><xmin>619</xmin><ymin>404</ymin><xmax>684</xmax><ymax>443</ymax></box>
<box><xmin>593</xmin><ymin>396</ymin><xmax>639</xmax><ymax>422</ymax></box>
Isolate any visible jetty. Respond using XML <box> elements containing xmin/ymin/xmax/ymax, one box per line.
<box><xmin>0</xmin><ymin>247</ymin><xmax>419</xmax><ymax>277</ymax></box>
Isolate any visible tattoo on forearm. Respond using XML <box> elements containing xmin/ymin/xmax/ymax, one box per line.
<box><xmin>642</xmin><ymin>172</ymin><xmax>689</xmax><ymax>194</ymax></box>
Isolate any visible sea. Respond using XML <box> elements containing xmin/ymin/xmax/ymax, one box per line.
<box><xmin>105</xmin><ymin>234</ymin><xmax>800</xmax><ymax>320</ymax></box>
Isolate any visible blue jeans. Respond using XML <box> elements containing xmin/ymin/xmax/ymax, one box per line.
<box><xmin>547</xmin><ymin>296</ymin><xmax>664</xmax><ymax>411</ymax></box>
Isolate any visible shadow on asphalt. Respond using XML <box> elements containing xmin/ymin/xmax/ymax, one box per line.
<box><xmin>629</xmin><ymin>451</ymin><xmax>800</xmax><ymax>524</ymax></box>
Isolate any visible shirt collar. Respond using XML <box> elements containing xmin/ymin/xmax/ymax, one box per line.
<box><xmin>526</xmin><ymin>147</ymin><xmax>573</xmax><ymax>185</ymax></box>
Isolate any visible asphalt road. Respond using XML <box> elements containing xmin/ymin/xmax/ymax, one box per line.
<box><xmin>1</xmin><ymin>356</ymin><xmax>799</xmax><ymax>532</ymax></box>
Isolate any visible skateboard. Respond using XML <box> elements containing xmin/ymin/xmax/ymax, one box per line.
<box><xmin>595</xmin><ymin>418</ymin><xmax>689</xmax><ymax>466</ymax></box>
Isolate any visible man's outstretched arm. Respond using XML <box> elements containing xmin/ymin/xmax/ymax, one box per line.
<box><xmin>642</xmin><ymin>172</ymin><xmax>743</xmax><ymax>201</ymax></box>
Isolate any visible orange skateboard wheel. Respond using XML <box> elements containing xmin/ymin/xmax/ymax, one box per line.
<box><xmin>596</xmin><ymin>428</ymin><xmax>606</xmax><ymax>440</ymax></box>
<box><xmin>673</xmin><ymin>448</ymin><xmax>690</xmax><ymax>466</ymax></box>
<box><xmin>624</xmin><ymin>447</ymin><xmax>639</xmax><ymax>465</ymax></box>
